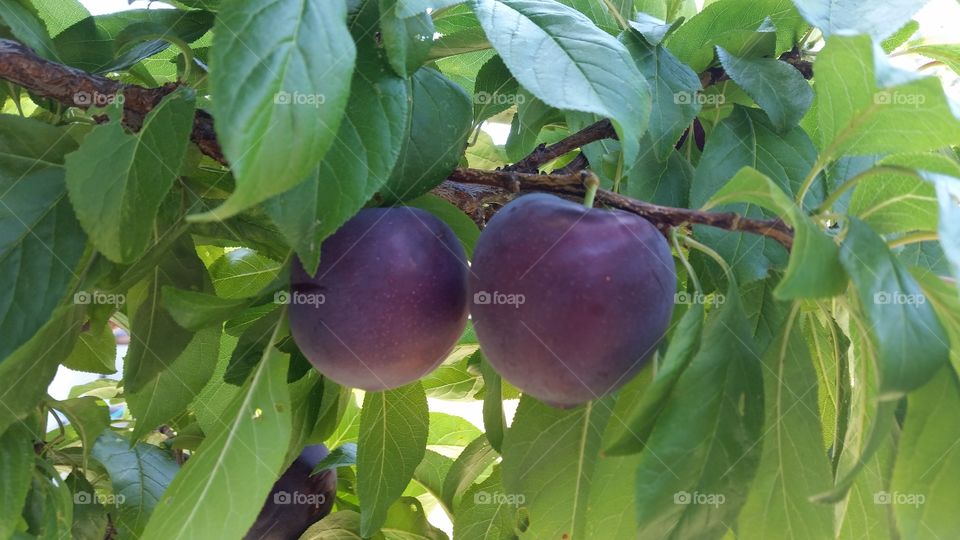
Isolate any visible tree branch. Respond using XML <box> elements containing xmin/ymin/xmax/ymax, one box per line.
<box><xmin>0</xmin><ymin>37</ymin><xmax>794</xmax><ymax>249</ymax></box>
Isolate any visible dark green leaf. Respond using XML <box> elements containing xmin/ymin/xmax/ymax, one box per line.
<box><xmin>65</xmin><ymin>89</ymin><xmax>195</xmax><ymax>263</ymax></box>
<box><xmin>47</xmin><ymin>396</ymin><xmax>109</xmax><ymax>467</ymax></box>
<box><xmin>141</xmin><ymin>344</ymin><xmax>293</xmax><ymax>539</ymax></box>
<box><xmin>501</xmin><ymin>395</ymin><xmax>614</xmax><ymax>539</ymax></box>
<box><xmin>197</xmin><ymin>0</ymin><xmax>356</xmax><ymax>220</ymax></box>
<box><xmin>453</xmin><ymin>466</ymin><xmax>518</xmax><ymax>540</ymax></box>
<box><xmin>380</xmin><ymin>67</ymin><xmax>473</xmax><ymax>203</ymax></box>
<box><xmin>633</xmin><ymin>286</ymin><xmax>763</xmax><ymax>538</ymax></box>
<box><xmin>127</xmin><ymin>326</ymin><xmax>221</xmax><ymax>440</ymax></box>
<box><xmin>716</xmin><ymin>46</ymin><xmax>813</xmax><ymax>132</ymax></box>
<box><xmin>622</xmin><ymin>30</ymin><xmax>701</xmax><ymax>159</ymax></box>
<box><xmin>0</xmin><ymin>424</ymin><xmax>34</xmax><ymax>539</ymax></box>
<box><xmin>380</xmin><ymin>0</ymin><xmax>435</xmax><ymax>77</ymax></box>
<box><xmin>0</xmin><ymin>116</ymin><xmax>85</xmax><ymax>362</ymax></box>
<box><xmin>839</xmin><ymin>218</ymin><xmax>950</xmax><ymax>397</ymax></box>
<box><xmin>738</xmin><ymin>308</ymin><xmax>834</xmax><ymax>539</ymax></box>
<box><xmin>161</xmin><ymin>287</ymin><xmax>251</xmax><ymax>331</ymax></box>
<box><xmin>90</xmin><ymin>431</ymin><xmax>180</xmax><ymax>538</ymax></box>
<box><xmin>471</xmin><ymin>0</ymin><xmax>651</xmax><ymax>165</ymax></box>
<box><xmin>208</xmin><ymin>248</ymin><xmax>281</xmax><ymax>299</ymax></box>
<box><xmin>0</xmin><ymin>305</ymin><xmax>84</xmax><ymax>436</ymax></box>
<box><xmin>0</xmin><ymin>0</ymin><xmax>56</xmax><ymax>59</ymax></box>
<box><xmin>473</xmin><ymin>55</ymin><xmax>519</xmax><ymax>123</ymax></box>
<box><xmin>478</xmin><ymin>354</ymin><xmax>505</xmax><ymax>453</ymax></box>
<box><xmin>357</xmin><ymin>383</ymin><xmax>429</xmax><ymax>536</ymax></box>
<box><xmin>442</xmin><ymin>436</ymin><xmax>498</xmax><ymax>511</ymax></box>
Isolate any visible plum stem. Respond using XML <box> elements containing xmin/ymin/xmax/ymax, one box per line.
<box><xmin>582</xmin><ymin>172</ymin><xmax>600</xmax><ymax>209</ymax></box>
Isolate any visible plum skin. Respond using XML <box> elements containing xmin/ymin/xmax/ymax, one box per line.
<box><xmin>244</xmin><ymin>445</ymin><xmax>337</xmax><ymax>540</ymax></box>
<box><xmin>289</xmin><ymin>207</ymin><xmax>469</xmax><ymax>391</ymax></box>
<box><xmin>470</xmin><ymin>193</ymin><xmax>676</xmax><ymax>407</ymax></box>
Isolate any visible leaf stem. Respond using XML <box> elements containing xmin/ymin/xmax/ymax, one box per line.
<box><xmin>887</xmin><ymin>231</ymin><xmax>939</xmax><ymax>248</ymax></box>
<box><xmin>582</xmin><ymin>171</ymin><xmax>600</xmax><ymax>208</ymax></box>
<box><xmin>679</xmin><ymin>234</ymin><xmax>734</xmax><ymax>284</ymax></box>
<box><xmin>671</xmin><ymin>227</ymin><xmax>702</xmax><ymax>293</ymax></box>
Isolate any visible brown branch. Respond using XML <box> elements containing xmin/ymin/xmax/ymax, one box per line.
<box><xmin>444</xmin><ymin>169</ymin><xmax>794</xmax><ymax>249</ymax></box>
<box><xmin>0</xmin><ymin>38</ymin><xmax>794</xmax><ymax>248</ymax></box>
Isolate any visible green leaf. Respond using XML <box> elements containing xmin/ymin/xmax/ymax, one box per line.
<box><xmin>380</xmin><ymin>0</ymin><xmax>435</xmax><ymax>77</ymax></box>
<box><xmin>62</xmin><ymin>321</ymin><xmax>117</xmax><ymax>374</ymax></box>
<box><xmin>411</xmin><ymin>449</ymin><xmax>454</xmax><ymax>504</ymax></box>
<box><xmin>90</xmin><ymin>431</ymin><xmax>180</xmax><ymax>538</ymax></box>
<box><xmin>0</xmin><ymin>0</ymin><xmax>56</xmax><ymax>59</ymax></box>
<box><xmin>453</xmin><ymin>466</ymin><xmax>517</xmax><ymax>540</ymax></box>
<box><xmin>881</xmin><ymin>20</ymin><xmax>919</xmax><ymax>53</ymax></box>
<box><xmin>704</xmin><ymin>167</ymin><xmax>846</xmax><ymax>299</ymax></box>
<box><xmin>428</xmin><ymin>412</ymin><xmax>482</xmax><ymax>449</ymax></box>
<box><xmin>398</xmin><ymin>0</ymin><xmax>465</xmax><ymax>17</ymax></box>
<box><xmin>621</xmin><ymin>30</ymin><xmax>701</xmax><ymax>159</ymax></box>
<box><xmin>890</xmin><ymin>366</ymin><xmax>960</xmax><ymax>538</ymax></box>
<box><xmin>802</xmin><ymin>308</ymin><xmax>849</xmax><ymax>452</ymax></box>
<box><xmin>65</xmin><ymin>471</ymin><xmax>108</xmax><ymax>540</ymax></box>
<box><xmin>265</xmin><ymin>34</ymin><xmax>410</xmax><ymax>274</ymax></box>
<box><xmin>161</xmin><ymin>287</ymin><xmax>250</xmax><ymax>331</ymax></box>
<box><xmin>0</xmin><ymin>424</ymin><xmax>34</xmax><ymax>539</ymax></box>
<box><xmin>813</xmin><ymin>35</ymin><xmax>960</xmax><ymax>158</ymax></box>
<box><xmin>0</xmin><ymin>305</ymin><xmax>84</xmax><ymax>436</ymax></box>
<box><xmin>934</xmin><ymin>177</ymin><xmax>960</xmax><ymax>286</ymax></box>
<box><xmin>690</xmin><ymin>106</ymin><xmax>818</xmax><ymax>287</ymax></box>
<box><xmin>606</xmin><ymin>302</ymin><xmax>703</xmax><ymax>455</ymax></box>
<box><xmin>792</xmin><ymin>0</ymin><xmax>929</xmax><ymax>39</ymax></box>
<box><xmin>30</xmin><ymin>0</ymin><xmax>88</xmax><ymax>37</ymax></box>
<box><xmin>407</xmin><ymin>194</ymin><xmax>481</xmax><ymax>260</ymax></box>
<box><xmin>197</xmin><ymin>0</ymin><xmax>356</xmax><ymax>221</ymax></box>
<box><xmin>908</xmin><ymin>44</ymin><xmax>960</xmax><ymax>76</ymax></box>
<box><xmin>716</xmin><ymin>47</ymin><xmax>813</xmax><ymax>133</ymax></box>
<box><xmin>141</xmin><ymin>340</ymin><xmax>293</xmax><ymax>539</ymax></box>
<box><xmin>123</xmin><ymin>237</ymin><xmax>208</xmax><ymax>393</ymax></box>
<box><xmin>380</xmin><ymin>67</ymin><xmax>473</xmax><ymax>203</ymax></box>
<box><xmin>473</xmin><ymin>55</ymin><xmax>520</xmax><ymax>122</ymax></box>
<box><xmin>633</xmin><ymin>286</ymin><xmax>763</xmax><ymax>539</ymax></box>
<box><xmin>738</xmin><ymin>307</ymin><xmax>834</xmax><ymax>539</ymax></box>
<box><xmin>47</xmin><ymin>396</ymin><xmax>109</xmax><ymax>466</ymax></box>
<box><xmin>505</xmin><ymin>92</ymin><xmax>563</xmax><ymax>162</ymax></box>
<box><xmin>127</xmin><ymin>326</ymin><xmax>221</xmax><ymax>441</ymax></box>
<box><xmin>470</xmin><ymin>0</ymin><xmax>651</xmax><ymax>165</ymax></box>
<box><xmin>848</xmin><ymin>162</ymin><xmax>938</xmax><ymax>235</ymax></box>
<box><xmin>442</xmin><ymin>436</ymin><xmax>498</xmax><ymax>511</ymax></box>
<box><xmin>302</xmin><ymin>511</ymin><xmax>370</xmax><ymax>539</ymax></box>
<box><xmin>357</xmin><ymin>383</ymin><xmax>429</xmax><ymax>536</ymax></box>
<box><xmin>313</xmin><ymin>442</ymin><xmax>358</xmax><ymax>474</ymax></box>
<box><xmin>0</xmin><ymin>116</ymin><xmax>85</xmax><ymax>362</ymax></box>
<box><xmin>478</xmin><ymin>355</ymin><xmax>506</xmax><ymax>453</ymax></box>
<box><xmin>208</xmin><ymin>248</ymin><xmax>281</xmax><ymax>299</ymax></box>
<box><xmin>664</xmin><ymin>0</ymin><xmax>805</xmax><ymax>72</ymax></box>
<box><xmin>25</xmin><ymin>458</ymin><xmax>74</xmax><ymax>539</ymax></box>
<box><xmin>65</xmin><ymin>89</ymin><xmax>195</xmax><ymax>263</ymax></box>
<box><xmin>501</xmin><ymin>395</ymin><xmax>614</xmax><ymax>539</ymax></box>
<box><xmin>838</xmin><ymin>218</ymin><xmax>950</xmax><ymax>397</ymax></box>
<box><xmin>53</xmin><ymin>10</ymin><xmax>212</xmax><ymax>72</ymax></box>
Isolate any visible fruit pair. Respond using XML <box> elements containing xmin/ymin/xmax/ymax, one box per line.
<box><xmin>289</xmin><ymin>194</ymin><xmax>676</xmax><ymax>407</ymax></box>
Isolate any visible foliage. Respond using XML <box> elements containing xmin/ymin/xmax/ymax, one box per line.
<box><xmin>0</xmin><ymin>0</ymin><xmax>959</xmax><ymax>538</ymax></box>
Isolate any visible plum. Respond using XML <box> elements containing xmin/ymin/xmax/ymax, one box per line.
<box><xmin>470</xmin><ymin>193</ymin><xmax>676</xmax><ymax>407</ymax></box>
<box><xmin>289</xmin><ymin>207</ymin><xmax>469</xmax><ymax>390</ymax></box>
<box><xmin>244</xmin><ymin>445</ymin><xmax>337</xmax><ymax>540</ymax></box>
